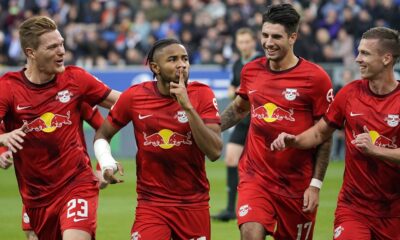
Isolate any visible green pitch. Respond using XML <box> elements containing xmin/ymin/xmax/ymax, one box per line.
<box><xmin>0</xmin><ymin>160</ymin><xmax>343</xmax><ymax>239</ymax></box>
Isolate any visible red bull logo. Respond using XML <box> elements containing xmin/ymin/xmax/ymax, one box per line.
<box><xmin>251</xmin><ymin>103</ymin><xmax>295</xmax><ymax>123</ymax></box>
<box><xmin>143</xmin><ymin>129</ymin><xmax>192</xmax><ymax>149</ymax></box>
<box><xmin>352</xmin><ymin>126</ymin><xmax>397</xmax><ymax>149</ymax></box>
<box><xmin>23</xmin><ymin>111</ymin><xmax>71</xmax><ymax>133</ymax></box>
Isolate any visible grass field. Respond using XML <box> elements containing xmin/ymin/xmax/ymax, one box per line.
<box><xmin>0</xmin><ymin>159</ymin><xmax>344</xmax><ymax>239</ymax></box>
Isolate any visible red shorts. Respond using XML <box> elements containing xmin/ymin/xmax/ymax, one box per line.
<box><xmin>22</xmin><ymin>205</ymin><xmax>33</xmax><ymax>231</ymax></box>
<box><xmin>334</xmin><ymin>205</ymin><xmax>400</xmax><ymax>240</ymax></box>
<box><xmin>237</xmin><ymin>182</ymin><xmax>316</xmax><ymax>240</ymax></box>
<box><xmin>131</xmin><ymin>204</ymin><xmax>210</xmax><ymax>240</ymax></box>
<box><xmin>26</xmin><ymin>182</ymin><xmax>99</xmax><ymax>240</ymax></box>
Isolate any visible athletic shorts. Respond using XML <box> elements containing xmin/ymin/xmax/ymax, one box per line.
<box><xmin>334</xmin><ymin>205</ymin><xmax>400</xmax><ymax>240</ymax></box>
<box><xmin>228</xmin><ymin>116</ymin><xmax>250</xmax><ymax>145</ymax></box>
<box><xmin>26</xmin><ymin>182</ymin><xmax>99</xmax><ymax>240</ymax></box>
<box><xmin>237</xmin><ymin>182</ymin><xmax>316</xmax><ymax>240</ymax></box>
<box><xmin>22</xmin><ymin>205</ymin><xmax>33</xmax><ymax>231</ymax></box>
<box><xmin>131</xmin><ymin>204</ymin><xmax>210</xmax><ymax>240</ymax></box>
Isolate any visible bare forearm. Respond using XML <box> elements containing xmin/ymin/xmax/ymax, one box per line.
<box><xmin>369</xmin><ymin>147</ymin><xmax>400</xmax><ymax>164</ymax></box>
<box><xmin>186</xmin><ymin>108</ymin><xmax>222</xmax><ymax>161</ymax></box>
<box><xmin>220</xmin><ymin>102</ymin><xmax>249</xmax><ymax>131</ymax></box>
<box><xmin>312</xmin><ymin>136</ymin><xmax>332</xmax><ymax>181</ymax></box>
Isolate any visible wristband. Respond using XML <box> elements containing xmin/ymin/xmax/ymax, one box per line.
<box><xmin>94</xmin><ymin>139</ymin><xmax>117</xmax><ymax>175</ymax></box>
<box><xmin>310</xmin><ymin>178</ymin><xmax>323</xmax><ymax>189</ymax></box>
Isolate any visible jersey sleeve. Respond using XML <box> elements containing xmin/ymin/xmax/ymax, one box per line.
<box><xmin>0</xmin><ymin>80</ymin><xmax>11</xmax><ymax>121</ymax></box>
<box><xmin>72</xmin><ymin>67</ymin><xmax>112</xmax><ymax>106</ymax></box>
<box><xmin>81</xmin><ymin>104</ymin><xmax>104</xmax><ymax>130</ymax></box>
<box><xmin>236</xmin><ymin>64</ymin><xmax>250</xmax><ymax>100</ymax></box>
<box><xmin>323</xmin><ymin>86</ymin><xmax>348</xmax><ymax>129</ymax></box>
<box><xmin>310</xmin><ymin>68</ymin><xmax>333</xmax><ymax>118</ymax></box>
<box><xmin>0</xmin><ymin>121</ymin><xmax>7</xmax><ymax>152</ymax></box>
<box><xmin>197</xmin><ymin>84</ymin><xmax>221</xmax><ymax>124</ymax></box>
<box><xmin>107</xmin><ymin>89</ymin><xmax>133</xmax><ymax>129</ymax></box>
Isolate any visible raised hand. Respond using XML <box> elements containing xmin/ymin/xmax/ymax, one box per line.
<box><xmin>169</xmin><ymin>69</ymin><xmax>192</xmax><ymax>110</ymax></box>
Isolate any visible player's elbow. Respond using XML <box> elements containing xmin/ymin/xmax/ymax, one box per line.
<box><xmin>207</xmin><ymin>141</ymin><xmax>223</xmax><ymax>161</ymax></box>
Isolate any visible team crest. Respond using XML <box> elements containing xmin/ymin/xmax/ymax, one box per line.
<box><xmin>238</xmin><ymin>204</ymin><xmax>251</xmax><ymax>217</ymax></box>
<box><xmin>175</xmin><ymin>111</ymin><xmax>188</xmax><ymax>123</ymax></box>
<box><xmin>282</xmin><ymin>88</ymin><xmax>299</xmax><ymax>101</ymax></box>
<box><xmin>334</xmin><ymin>226</ymin><xmax>344</xmax><ymax>239</ymax></box>
<box><xmin>56</xmin><ymin>90</ymin><xmax>73</xmax><ymax>103</ymax></box>
<box><xmin>131</xmin><ymin>232</ymin><xmax>141</xmax><ymax>240</ymax></box>
<box><xmin>385</xmin><ymin>114</ymin><xmax>399</xmax><ymax>127</ymax></box>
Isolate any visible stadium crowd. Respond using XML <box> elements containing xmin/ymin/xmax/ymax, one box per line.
<box><xmin>1</xmin><ymin>0</ymin><xmax>400</xmax><ymax>68</ymax></box>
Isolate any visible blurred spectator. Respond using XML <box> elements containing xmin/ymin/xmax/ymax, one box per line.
<box><xmin>0</xmin><ymin>0</ymin><xmax>400</xmax><ymax>67</ymax></box>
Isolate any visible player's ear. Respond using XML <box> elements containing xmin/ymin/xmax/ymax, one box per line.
<box><xmin>382</xmin><ymin>53</ymin><xmax>392</xmax><ymax>66</ymax></box>
<box><xmin>149</xmin><ymin>62</ymin><xmax>160</xmax><ymax>76</ymax></box>
<box><xmin>25</xmin><ymin>48</ymin><xmax>35</xmax><ymax>59</ymax></box>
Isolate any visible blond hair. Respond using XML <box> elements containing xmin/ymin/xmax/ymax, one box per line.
<box><xmin>19</xmin><ymin>16</ymin><xmax>57</xmax><ymax>56</ymax></box>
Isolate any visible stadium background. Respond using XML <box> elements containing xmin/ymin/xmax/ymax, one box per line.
<box><xmin>0</xmin><ymin>0</ymin><xmax>400</xmax><ymax>239</ymax></box>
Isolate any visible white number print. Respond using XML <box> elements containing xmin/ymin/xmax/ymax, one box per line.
<box><xmin>67</xmin><ymin>199</ymin><xmax>89</xmax><ymax>219</ymax></box>
<box><xmin>296</xmin><ymin>221</ymin><xmax>313</xmax><ymax>240</ymax></box>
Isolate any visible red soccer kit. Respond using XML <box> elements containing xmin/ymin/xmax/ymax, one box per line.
<box><xmin>236</xmin><ymin>57</ymin><xmax>332</xmax><ymax>238</ymax></box>
<box><xmin>21</xmin><ymin>102</ymin><xmax>104</xmax><ymax>231</ymax></box>
<box><xmin>0</xmin><ymin>121</ymin><xmax>6</xmax><ymax>154</ymax></box>
<box><xmin>107</xmin><ymin>81</ymin><xmax>220</xmax><ymax>239</ymax></box>
<box><xmin>0</xmin><ymin>66</ymin><xmax>110</xmax><ymax>238</ymax></box>
<box><xmin>324</xmin><ymin>80</ymin><xmax>400</xmax><ymax>238</ymax></box>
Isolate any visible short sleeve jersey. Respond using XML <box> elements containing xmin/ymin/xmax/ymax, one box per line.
<box><xmin>0</xmin><ymin>66</ymin><xmax>111</xmax><ymax>207</ymax></box>
<box><xmin>324</xmin><ymin>80</ymin><xmax>400</xmax><ymax>217</ymax></box>
<box><xmin>108</xmin><ymin>81</ymin><xmax>220</xmax><ymax>206</ymax></box>
<box><xmin>0</xmin><ymin>121</ymin><xmax>6</xmax><ymax>153</ymax></box>
<box><xmin>237</xmin><ymin>57</ymin><xmax>333</xmax><ymax>197</ymax></box>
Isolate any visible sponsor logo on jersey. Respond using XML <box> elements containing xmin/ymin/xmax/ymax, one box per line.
<box><xmin>143</xmin><ymin>129</ymin><xmax>192</xmax><ymax>149</ymax></box>
<box><xmin>131</xmin><ymin>232</ymin><xmax>141</xmax><ymax>240</ymax></box>
<box><xmin>138</xmin><ymin>114</ymin><xmax>152</xmax><ymax>120</ymax></box>
<box><xmin>251</xmin><ymin>103</ymin><xmax>295</xmax><ymax>123</ymax></box>
<box><xmin>175</xmin><ymin>111</ymin><xmax>188</xmax><ymax>123</ymax></box>
<box><xmin>23</xmin><ymin>111</ymin><xmax>71</xmax><ymax>133</ymax></box>
<box><xmin>385</xmin><ymin>114</ymin><xmax>399</xmax><ymax>127</ymax></box>
<box><xmin>282</xmin><ymin>88</ymin><xmax>299</xmax><ymax>101</ymax></box>
<box><xmin>238</xmin><ymin>204</ymin><xmax>251</xmax><ymax>217</ymax></box>
<box><xmin>56</xmin><ymin>90</ymin><xmax>73</xmax><ymax>103</ymax></box>
<box><xmin>72</xmin><ymin>217</ymin><xmax>88</xmax><ymax>222</ymax></box>
<box><xmin>334</xmin><ymin>225</ymin><xmax>344</xmax><ymax>239</ymax></box>
<box><xmin>326</xmin><ymin>88</ymin><xmax>334</xmax><ymax>102</ymax></box>
<box><xmin>352</xmin><ymin>126</ymin><xmax>397</xmax><ymax>149</ymax></box>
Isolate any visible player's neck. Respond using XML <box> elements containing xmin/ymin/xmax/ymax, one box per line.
<box><xmin>269</xmin><ymin>53</ymin><xmax>298</xmax><ymax>71</ymax></box>
<box><xmin>368</xmin><ymin>70</ymin><xmax>398</xmax><ymax>95</ymax></box>
<box><xmin>156</xmin><ymin>80</ymin><xmax>172</xmax><ymax>97</ymax></box>
<box><xmin>25</xmin><ymin>65</ymin><xmax>55</xmax><ymax>85</ymax></box>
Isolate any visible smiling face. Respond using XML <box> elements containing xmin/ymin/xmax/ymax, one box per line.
<box><xmin>355</xmin><ymin>38</ymin><xmax>387</xmax><ymax>80</ymax></box>
<box><xmin>28</xmin><ymin>30</ymin><xmax>65</xmax><ymax>75</ymax></box>
<box><xmin>151</xmin><ymin>43</ymin><xmax>190</xmax><ymax>85</ymax></box>
<box><xmin>261</xmin><ymin>22</ymin><xmax>296</xmax><ymax>63</ymax></box>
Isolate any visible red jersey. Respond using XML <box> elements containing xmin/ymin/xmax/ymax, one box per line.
<box><xmin>0</xmin><ymin>121</ymin><xmax>6</xmax><ymax>153</ymax></box>
<box><xmin>0</xmin><ymin>66</ymin><xmax>111</xmax><ymax>207</ymax></box>
<box><xmin>79</xmin><ymin>104</ymin><xmax>103</xmax><ymax>160</ymax></box>
<box><xmin>324</xmin><ymin>80</ymin><xmax>400</xmax><ymax>217</ymax></box>
<box><xmin>237</xmin><ymin>57</ymin><xmax>333</xmax><ymax>198</ymax></box>
<box><xmin>108</xmin><ymin>81</ymin><xmax>220</xmax><ymax>206</ymax></box>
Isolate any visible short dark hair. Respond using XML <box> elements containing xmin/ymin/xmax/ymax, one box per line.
<box><xmin>362</xmin><ymin>27</ymin><xmax>400</xmax><ymax>64</ymax></box>
<box><xmin>146</xmin><ymin>38</ymin><xmax>182</xmax><ymax>78</ymax></box>
<box><xmin>146</xmin><ymin>38</ymin><xmax>181</xmax><ymax>65</ymax></box>
<box><xmin>262</xmin><ymin>4</ymin><xmax>300</xmax><ymax>35</ymax></box>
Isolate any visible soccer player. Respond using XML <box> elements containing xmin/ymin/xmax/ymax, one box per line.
<box><xmin>213</xmin><ymin>27</ymin><xmax>263</xmax><ymax>222</ymax></box>
<box><xmin>19</xmin><ymin>103</ymin><xmax>107</xmax><ymax>240</ymax></box>
<box><xmin>94</xmin><ymin>38</ymin><xmax>222</xmax><ymax>239</ymax></box>
<box><xmin>271</xmin><ymin>27</ymin><xmax>400</xmax><ymax>239</ymax></box>
<box><xmin>220</xmin><ymin>4</ymin><xmax>333</xmax><ymax>239</ymax></box>
<box><xmin>0</xmin><ymin>16</ymin><xmax>119</xmax><ymax>240</ymax></box>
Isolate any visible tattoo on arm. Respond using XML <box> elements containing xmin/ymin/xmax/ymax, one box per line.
<box><xmin>220</xmin><ymin>102</ymin><xmax>249</xmax><ymax>131</ymax></box>
<box><xmin>313</xmin><ymin>137</ymin><xmax>332</xmax><ymax>181</ymax></box>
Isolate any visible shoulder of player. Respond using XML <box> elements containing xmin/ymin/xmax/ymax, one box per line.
<box><xmin>0</xmin><ymin>70</ymin><xmax>22</xmax><ymax>86</ymax></box>
<box><xmin>299</xmin><ymin>58</ymin><xmax>331</xmax><ymax>81</ymax></box>
<box><xmin>241</xmin><ymin>56</ymin><xmax>266</xmax><ymax>73</ymax></box>
<box><xmin>335</xmin><ymin>79</ymin><xmax>362</xmax><ymax>97</ymax></box>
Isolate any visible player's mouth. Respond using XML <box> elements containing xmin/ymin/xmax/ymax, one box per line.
<box><xmin>55</xmin><ymin>59</ymin><xmax>64</xmax><ymax>66</ymax></box>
